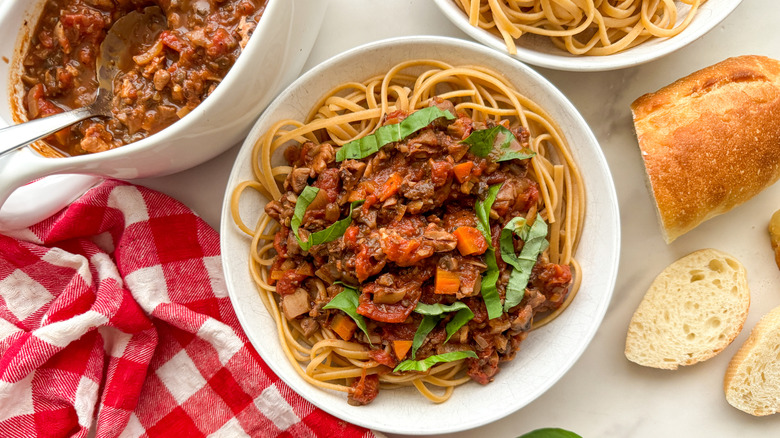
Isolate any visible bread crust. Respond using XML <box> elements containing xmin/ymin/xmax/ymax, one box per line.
<box><xmin>631</xmin><ymin>55</ymin><xmax>780</xmax><ymax>243</ymax></box>
<box><xmin>724</xmin><ymin>305</ymin><xmax>780</xmax><ymax>416</ymax></box>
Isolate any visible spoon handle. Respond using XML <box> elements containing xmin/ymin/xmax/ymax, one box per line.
<box><xmin>0</xmin><ymin>106</ymin><xmax>98</xmax><ymax>159</ymax></box>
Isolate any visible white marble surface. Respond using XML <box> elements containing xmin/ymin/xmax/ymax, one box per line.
<box><xmin>131</xmin><ymin>0</ymin><xmax>779</xmax><ymax>436</ymax></box>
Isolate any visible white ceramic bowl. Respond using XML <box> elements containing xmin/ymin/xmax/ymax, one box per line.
<box><xmin>433</xmin><ymin>0</ymin><xmax>743</xmax><ymax>71</ymax></box>
<box><xmin>220</xmin><ymin>36</ymin><xmax>621</xmax><ymax>434</ymax></box>
<box><xmin>0</xmin><ymin>0</ymin><xmax>325</xmax><ymax>229</ymax></box>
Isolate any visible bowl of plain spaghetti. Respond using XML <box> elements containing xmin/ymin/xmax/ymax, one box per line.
<box><xmin>221</xmin><ymin>36</ymin><xmax>619</xmax><ymax>433</ymax></box>
<box><xmin>433</xmin><ymin>0</ymin><xmax>743</xmax><ymax>71</ymax></box>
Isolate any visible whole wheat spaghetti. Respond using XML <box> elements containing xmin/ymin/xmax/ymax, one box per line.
<box><xmin>455</xmin><ymin>0</ymin><xmax>704</xmax><ymax>56</ymax></box>
<box><xmin>231</xmin><ymin>59</ymin><xmax>585</xmax><ymax>404</ymax></box>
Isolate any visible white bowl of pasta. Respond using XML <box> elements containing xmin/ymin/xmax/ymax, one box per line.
<box><xmin>433</xmin><ymin>0</ymin><xmax>743</xmax><ymax>71</ymax></box>
<box><xmin>221</xmin><ymin>36</ymin><xmax>620</xmax><ymax>433</ymax></box>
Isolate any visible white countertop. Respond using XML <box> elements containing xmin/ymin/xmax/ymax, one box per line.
<box><xmin>133</xmin><ymin>0</ymin><xmax>780</xmax><ymax>436</ymax></box>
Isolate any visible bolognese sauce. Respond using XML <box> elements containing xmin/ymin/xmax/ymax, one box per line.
<box><xmin>263</xmin><ymin>98</ymin><xmax>573</xmax><ymax>405</ymax></box>
<box><xmin>19</xmin><ymin>0</ymin><xmax>268</xmax><ymax>156</ymax></box>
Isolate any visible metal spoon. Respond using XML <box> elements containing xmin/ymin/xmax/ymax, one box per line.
<box><xmin>0</xmin><ymin>6</ymin><xmax>166</xmax><ymax>159</ymax></box>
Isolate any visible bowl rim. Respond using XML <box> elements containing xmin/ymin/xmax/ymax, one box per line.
<box><xmin>220</xmin><ymin>34</ymin><xmax>621</xmax><ymax>434</ymax></box>
<box><xmin>432</xmin><ymin>0</ymin><xmax>744</xmax><ymax>72</ymax></box>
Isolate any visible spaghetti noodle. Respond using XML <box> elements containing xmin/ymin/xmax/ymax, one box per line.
<box><xmin>231</xmin><ymin>60</ymin><xmax>585</xmax><ymax>404</ymax></box>
<box><xmin>455</xmin><ymin>0</ymin><xmax>704</xmax><ymax>56</ymax></box>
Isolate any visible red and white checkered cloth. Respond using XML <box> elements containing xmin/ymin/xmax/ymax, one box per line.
<box><xmin>0</xmin><ymin>179</ymin><xmax>379</xmax><ymax>438</ymax></box>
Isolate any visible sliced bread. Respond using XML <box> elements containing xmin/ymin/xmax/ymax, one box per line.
<box><xmin>625</xmin><ymin>249</ymin><xmax>750</xmax><ymax>369</ymax></box>
<box><xmin>724</xmin><ymin>305</ymin><xmax>780</xmax><ymax>416</ymax></box>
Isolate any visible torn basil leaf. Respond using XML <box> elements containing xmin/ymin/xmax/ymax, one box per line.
<box><xmin>302</xmin><ymin>199</ymin><xmax>363</xmax><ymax>251</ymax></box>
<box><xmin>481</xmin><ymin>249</ymin><xmax>503</xmax><ymax>319</ymax></box>
<box><xmin>411</xmin><ymin>314</ymin><xmax>440</xmax><ymax>359</ymax></box>
<box><xmin>461</xmin><ymin>125</ymin><xmax>536</xmax><ymax>162</ymax></box>
<box><xmin>413</xmin><ymin>302</ymin><xmax>471</xmax><ymax>316</ymax></box>
<box><xmin>291</xmin><ymin>185</ymin><xmax>363</xmax><ymax>251</ymax></box>
<box><xmin>518</xmin><ymin>428</ymin><xmax>582</xmax><ymax>438</ymax></box>
<box><xmin>445</xmin><ymin>308</ymin><xmax>474</xmax><ymax>343</ymax></box>
<box><xmin>324</xmin><ymin>283</ymin><xmax>372</xmax><ymax>345</ymax></box>
<box><xmin>413</xmin><ymin>302</ymin><xmax>474</xmax><ymax>344</ymax></box>
<box><xmin>474</xmin><ymin>183</ymin><xmax>502</xmax><ymax>248</ymax></box>
<box><xmin>335</xmin><ymin>106</ymin><xmax>456</xmax><ymax>161</ymax></box>
<box><xmin>501</xmin><ymin>216</ymin><xmax>550</xmax><ymax>311</ymax></box>
<box><xmin>393</xmin><ymin>350</ymin><xmax>478</xmax><ymax>373</ymax></box>
<box><xmin>474</xmin><ymin>183</ymin><xmax>503</xmax><ymax>319</ymax></box>
<box><xmin>290</xmin><ymin>185</ymin><xmax>319</xmax><ymax>248</ymax></box>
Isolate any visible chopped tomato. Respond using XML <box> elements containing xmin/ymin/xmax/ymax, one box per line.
<box><xmin>356</xmin><ymin>291</ymin><xmax>417</xmax><ymax>323</ymax></box>
<box><xmin>355</xmin><ymin>245</ymin><xmax>385</xmax><ymax>282</ymax></box>
<box><xmin>430</xmin><ymin>159</ymin><xmax>453</xmax><ymax>186</ymax></box>
<box><xmin>349</xmin><ymin>372</ymin><xmax>379</xmax><ymax>405</ymax></box>
<box><xmin>343</xmin><ymin>224</ymin><xmax>359</xmax><ymax>247</ymax></box>
<box><xmin>275</xmin><ymin>270</ymin><xmax>307</xmax><ymax>296</ymax></box>
<box><xmin>273</xmin><ymin>227</ymin><xmax>289</xmax><ymax>258</ymax></box>
<box><xmin>368</xmin><ymin>349</ymin><xmax>397</xmax><ymax>368</ymax></box>
<box><xmin>380</xmin><ymin>233</ymin><xmax>431</xmax><ymax>267</ymax></box>
<box><xmin>313</xmin><ymin>168</ymin><xmax>340</xmax><ymax>202</ymax></box>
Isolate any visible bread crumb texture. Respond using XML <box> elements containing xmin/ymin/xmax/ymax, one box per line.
<box><xmin>724</xmin><ymin>305</ymin><xmax>780</xmax><ymax>416</ymax></box>
<box><xmin>625</xmin><ymin>249</ymin><xmax>749</xmax><ymax>370</ymax></box>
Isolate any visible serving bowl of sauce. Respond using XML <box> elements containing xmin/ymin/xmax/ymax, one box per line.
<box><xmin>0</xmin><ymin>0</ymin><xmax>325</xmax><ymax>227</ymax></box>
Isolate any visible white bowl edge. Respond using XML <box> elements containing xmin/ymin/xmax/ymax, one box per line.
<box><xmin>220</xmin><ymin>35</ymin><xmax>621</xmax><ymax>434</ymax></box>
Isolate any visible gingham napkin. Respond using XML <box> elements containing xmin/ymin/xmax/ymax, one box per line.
<box><xmin>0</xmin><ymin>179</ymin><xmax>378</xmax><ymax>438</ymax></box>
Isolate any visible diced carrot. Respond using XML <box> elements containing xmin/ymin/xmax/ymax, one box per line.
<box><xmin>392</xmin><ymin>340</ymin><xmax>413</xmax><ymax>359</ymax></box>
<box><xmin>270</xmin><ymin>270</ymin><xmax>285</xmax><ymax>281</ymax></box>
<box><xmin>435</xmin><ymin>268</ymin><xmax>461</xmax><ymax>294</ymax></box>
<box><xmin>331</xmin><ymin>313</ymin><xmax>357</xmax><ymax>341</ymax></box>
<box><xmin>453</xmin><ymin>226</ymin><xmax>488</xmax><ymax>256</ymax></box>
<box><xmin>379</xmin><ymin>173</ymin><xmax>403</xmax><ymax>202</ymax></box>
<box><xmin>452</xmin><ymin>161</ymin><xmax>474</xmax><ymax>183</ymax></box>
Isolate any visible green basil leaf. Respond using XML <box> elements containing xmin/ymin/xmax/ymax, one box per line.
<box><xmin>500</xmin><ymin>216</ymin><xmax>527</xmax><ymax>270</ymax></box>
<box><xmin>291</xmin><ymin>185</ymin><xmax>363</xmax><ymax>251</ymax></box>
<box><xmin>461</xmin><ymin>125</ymin><xmax>536</xmax><ymax>162</ymax></box>
<box><xmin>413</xmin><ymin>302</ymin><xmax>474</xmax><ymax>344</ymax></box>
<box><xmin>445</xmin><ymin>308</ymin><xmax>474</xmax><ymax>343</ymax></box>
<box><xmin>502</xmin><ymin>216</ymin><xmax>550</xmax><ymax>312</ymax></box>
<box><xmin>301</xmin><ymin>199</ymin><xmax>363</xmax><ymax>251</ymax></box>
<box><xmin>335</xmin><ymin>106</ymin><xmax>456</xmax><ymax>161</ymax></box>
<box><xmin>517</xmin><ymin>428</ymin><xmax>582</xmax><ymax>438</ymax></box>
<box><xmin>323</xmin><ymin>283</ymin><xmax>372</xmax><ymax>345</ymax></box>
<box><xmin>474</xmin><ymin>183</ymin><xmax>502</xmax><ymax>248</ymax></box>
<box><xmin>461</xmin><ymin>125</ymin><xmax>502</xmax><ymax>157</ymax></box>
<box><xmin>393</xmin><ymin>350</ymin><xmax>478</xmax><ymax>373</ymax></box>
<box><xmin>410</xmin><ymin>314</ymin><xmax>440</xmax><ymax>359</ymax></box>
<box><xmin>497</xmin><ymin>147</ymin><xmax>536</xmax><ymax>162</ymax></box>
<box><xmin>474</xmin><ymin>183</ymin><xmax>503</xmax><ymax>319</ymax></box>
<box><xmin>413</xmin><ymin>301</ymin><xmax>471</xmax><ymax>316</ymax></box>
<box><xmin>290</xmin><ymin>186</ymin><xmax>320</xmax><ymax>249</ymax></box>
<box><xmin>481</xmin><ymin>248</ymin><xmax>503</xmax><ymax>319</ymax></box>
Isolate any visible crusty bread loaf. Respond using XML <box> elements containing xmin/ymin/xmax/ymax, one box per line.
<box><xmin>631</xmin><ymin>55</ymin><xmax>780</xmax><ymax>243</ymax></box>
<box><xmin>724</xmin><ymin>305</ymin><xmax>780</xmax><ymax>416</ymax></box>
<box><xmin>625</xmin><ymin>249</ymin><xmax>750</xmax><ymax>370</ymax></box>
